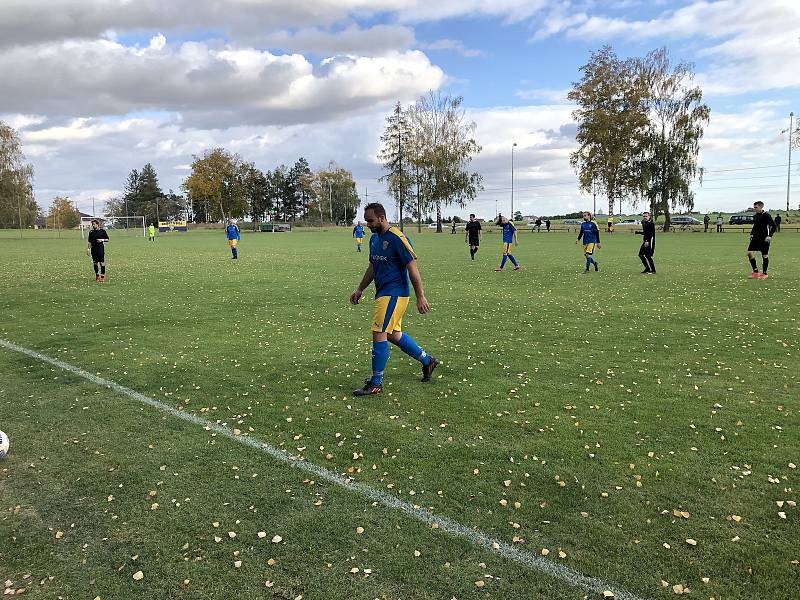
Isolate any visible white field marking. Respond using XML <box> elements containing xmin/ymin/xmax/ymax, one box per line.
<box><xmin>0</xmin><ymin>337</ymin><xmax>644</xmax><ymax>600</ymax></box>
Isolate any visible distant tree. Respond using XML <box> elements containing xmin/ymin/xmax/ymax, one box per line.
<box><xmin>379</xmin><ymin>102</ymin><xmax>414</xmax><ymax>231</ymax></box>
<box><xmin>318</xmin><ymin>162</ymin><xmax>360</xmax><ymax>225</ymax></box>
<box><xmin>183</xmin><ymin>148</ymin><xmax>248</xmax><ymax>222</ymax></box>
<box><xmin>513</xmin><ymin>210</ymin><xmax>523</xmax><ymax>222</ymax></box>
<box><xmin>46</xmin><ymin>196</ymin><xmax>80</xmax><ymax>229</ymax></box>
<box><xmin>241</xmin><ymin>163</ymin><xmax>270</xmax><ymax>226</ymax></box>
<box><xmin>0</xmin><ymin>121</ymin><xmax>37</xmax><ymax>228</ymax></box>
<box><xmin>406</xmin><ymin>92</ymin><xmax>483</xmax><ymax>233</ymax></box>
<box><xmin>117</xmin><ymin>163</ymin><xmax>177</xmax><ymax>224</ymax></box>
<box><xmin>569</xmin><ymin>46</ymin><xmax>649</xmax><ymax>218</ymax></box>
<box><xmin>288</xmin><ymin>157</ymin><xmax>313</xmax><ymax>220</ymax></box>
<box><xmin>636</xmin><ymin>48</ymin><xmax>710</xmax><ymax>230</ymax></box>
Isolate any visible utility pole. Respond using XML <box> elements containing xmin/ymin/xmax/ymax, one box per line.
<box><xmin>787</xmin><ymin>112</ymin><xmax>794</xmax><ymax>212</ymax></box>
<box><xmin>511</xmin><ymin>142</ymin><xmax>517</xmax><ymax>220</ymax></box>
<box><xmin>328</xmin><ymin>180</ymin><xmax>333</xmax><ymax>223</ymax></box>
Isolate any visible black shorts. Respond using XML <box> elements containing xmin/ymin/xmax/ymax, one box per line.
<box><xmin>747</xmin><ymin>237</ymin><xmax>770</xmax><ymax>253</ymax></box>
<box><xmin>468</xmin><ymin>237</ymin><xmax>480</xmax><ymax>247</ymax></box>
<box><xmin>91</xmin><ymin>248</ymin><xmax>105</xmax><ymax>263</ymax></box>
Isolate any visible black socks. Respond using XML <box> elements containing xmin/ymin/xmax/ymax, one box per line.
<box><xmin>749</xmin><ymin>256</ymin><xmax>758</xmax><ymax>272</ymax></box>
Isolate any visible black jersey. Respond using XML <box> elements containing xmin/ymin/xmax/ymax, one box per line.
<box><xmin>465</xmin><ymin>220</ymin><xmax>481</xmax><ymax>242</ymax></box>
<box><xmin>88</xmin><ymin>228</ymin><xmax>109</xmax><ymax>247</ymax></box>
<box><xmin>636</xmin><ymin>220</ymin><xmax>656</xmax><ymax>247</ymax></box>
<box><xmin>750</xmin><ymin>212</ymin><xmax>775</xmax><ymax>239</ymax></box>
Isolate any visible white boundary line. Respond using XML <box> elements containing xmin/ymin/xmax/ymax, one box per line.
<box><xmin>0</xmin><ymin>338</ymin><xmax>644</xmax><ymax>600</ymax></box>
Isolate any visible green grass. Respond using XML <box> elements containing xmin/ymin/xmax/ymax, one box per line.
<box><xmin>1</xmin><ymin>228</ymin><xmax>798</xmax><ymax>599</ymax></box>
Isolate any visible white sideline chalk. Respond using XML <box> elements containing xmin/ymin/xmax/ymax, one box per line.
<box><xmin>0</xmin><ymin>337</ymin><xmax>644</xmax><ymax>600</ymax></box>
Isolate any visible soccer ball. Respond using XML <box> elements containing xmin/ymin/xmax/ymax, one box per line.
<box><xmin>0</xmin><ymin>431</ymin><xmax>9</xmax><ymax>459</ymax></box>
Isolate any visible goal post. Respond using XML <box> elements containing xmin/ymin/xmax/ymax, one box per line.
<box><xmin>80</xmin><ymin>216</ymin><xmax>146</xmax><ymax>238</ymax></box>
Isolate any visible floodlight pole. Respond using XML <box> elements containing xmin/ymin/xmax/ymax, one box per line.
<box><xmin>511</xmin><ymin>142</ymin><xmax>517</xmax><ymax>220</ymax></box>
<box><xmin>787</xmin><ymin>111</ymin><xmax>794</xmax><ymax>212</ymax></box>
<box><xmin>329</xmin><ymin>180</ymin><xmax>333</xmax><ymax>224</ymax></box>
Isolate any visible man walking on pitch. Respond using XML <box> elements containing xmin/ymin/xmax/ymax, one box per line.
<box><xmin>635</xmin><ymin>211</ymin><xmax>656</xmax><ymax>274</ymax></box>
<box><xmin>747</xmin><ymin>201</ymin><xmax>776</xmax><ymax>279</ymax></box>
<box><xmin>576</xmin><ymin>211</ymin><xmax>601</xmax><ymax>273</ymax></box>
<box><xmin>774</xmin><ymin>213</ymin><xmax>782</xmax><ymax>233</ymax></box>
<box><xmin>148</xmin><ymin>222</ymin><xmax>156</xmax><ymax>242</ymax></box>
<box><xmin>353</xmin><ymin>221</ymin><xmax>365</xmax><ymax>252</ymax></box>
<box><xmin>703</xmin><ymin>214</ymin><xmax>710</xmax><ymax>232</ymax></box>
<box><xmin>87</xmin><ymin>219</ymin><xmax>109</xmax><ymax>282</ymax></box>
<box><xmin>226</xmin><ymin>218</ymin><xmax>240</xmax><ymax>259</ymax></box>
<box><xmin>495</xmin><ymin>216</ymin><xmax>521</xmax><ymax>271</ymax></box>
<box><xmin>465</xmin><ymin>213</ymin><xmax>482</xmax><ymax>260</ymax></box>
<box><xmin>716</xmin><ymin>214</ymin><xmax>723</xmax><ymax>233</ymax></box>
<box><xmin>349</xmin><ymin>203</ymin><xmax>438</xmax><ymax>396</ymax></box>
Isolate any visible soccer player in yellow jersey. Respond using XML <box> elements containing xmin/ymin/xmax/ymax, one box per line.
<box><xmin>349</xmin><ymin>203</ymin><xmax>438</xmax><ymax>396</ymax></box>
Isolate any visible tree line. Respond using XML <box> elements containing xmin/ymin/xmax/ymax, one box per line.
<box><xmin>106</xmin><ymin>151</ymin><xmax>360</xmax><ymax>226</ymax></box>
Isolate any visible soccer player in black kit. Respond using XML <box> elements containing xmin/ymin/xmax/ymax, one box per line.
<box><xmin>747</xmin><ymin>201</ymin><xmax>775</xmax><ymax>279</ymax></box>
<box><xmin>86</xmin><ymin>219</ymin><xmax>110</xmax><ymax>282</ymax></box>
<box><xmin>635</xmin><ymin>211</ymin><xmax>656</xmax><ymax>274</ymax></box>
<box><xmin>465</xmin><ymin>213</ymin><xmax>482</xmax><ymax>260</ymax></box>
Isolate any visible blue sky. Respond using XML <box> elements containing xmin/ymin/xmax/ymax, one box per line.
<box><xmin>1</xmin><ymin>0</ymin><xmax>798</xmax><ymax>218</ymax></box>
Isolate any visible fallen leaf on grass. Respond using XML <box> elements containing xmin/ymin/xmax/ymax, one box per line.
<box><xmin>132</xmin><ymin>571</ymin><xmax>144</xmax><ymax>581</ymax></box>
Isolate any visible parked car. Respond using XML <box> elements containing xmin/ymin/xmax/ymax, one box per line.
<box><xmin>616</xmin><ymin>219</ymin><xmax>641</xmax><ymax>226</ymax></box>
<box><xmin>427</xmin><ymin>223</ymin><xmax>438</xmax><ymax>229</ymax></box>
<box><xmin>670</xmin><ymin>216</ymin><xmax>703</xmax><ymax>226</ymax></box>
<box><xmin>562</xmin><ymin>219</ymin><xmax>582</xmax><ymax>225</ymax></box>
<box><xmin>729</xmin><ymin>214</ymin><xmax>755</xmax><ymax>225</ymax></box>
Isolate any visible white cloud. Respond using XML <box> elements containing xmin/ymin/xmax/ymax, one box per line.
<box><xmin>263</xmin><ymin>24</ymin><xmax>416</xmax><ymax>56</ymax></box>
<box><xmin>420</xmin><ymin>39</ymin><xmax>485</xmax><ymax>58</ymax></box>
<box><xmin>0</xmin><ymin>0</ymin><xmax>550</xmax><ymax>48</ymax></box>
<box><xmin>1</xmin><ymin>36</ymin><xmax>445</xmax><ymax>127</ymax></box>
<box><xmin>533</xmin><ymin>0</ymin><xmax>800</xmax><ymax>96</ymax></box>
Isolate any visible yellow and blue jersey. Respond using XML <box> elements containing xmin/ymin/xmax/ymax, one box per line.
<box><xmin>353</xmin><ymin>225</ymin><xmax>365</xmax><ymax>238</ymax></box>
<box><xmin>226</xmin><ymin>224</ymin><xmax>240</xmax><ymax>240</ymax></box>
<box><xmin>578</xmin><ymin>221</ymin><xmax>600</xmax><ymax>244</ymax></box>
<box><xmin>502</xmin><ymin>222</ymin><xmax>516</xmax><ymax>243</ymax></box>
<box><xmin>369</xmin><ymin>226</ymin><xmax>417</xmax><ymax>298</ymax></box>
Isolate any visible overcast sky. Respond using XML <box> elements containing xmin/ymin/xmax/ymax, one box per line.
<box><xmin>2</xmin><ymin>0</ymin><xmax>799</xmax><ymax>218</ymax></box>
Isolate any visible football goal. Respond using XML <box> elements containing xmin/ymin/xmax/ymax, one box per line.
<box><xmin>80</xmin><ymin>216</ymin><xmax>146</xmax><ymax>238</ymax></box>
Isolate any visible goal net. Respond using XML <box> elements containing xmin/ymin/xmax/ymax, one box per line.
<box><xmin>80</xmin><ymin>216</ymin><xmax>146</xmax><ymax>238</ymax></box>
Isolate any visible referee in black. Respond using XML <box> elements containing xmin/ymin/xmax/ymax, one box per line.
<box><xmin>747</xmin><ymin>200</ymin><xmax>775</xmax><ymax>279</ymax></box>
<box><xmin>635</xmin><ymin>211</ymin><xmax>656</xmax><ymax>274</ymax></box>
<box><xmin>465</xmin><ymin>213</ymin><xmax>482</xmax><ymax>260</ymax></box>
<box><xmin>87</xmin><ymin>219</ymin><xmax>110</xmax><ymax>282</ymax></box>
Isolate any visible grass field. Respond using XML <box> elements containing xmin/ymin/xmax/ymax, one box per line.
<box><xmin>1</xmin><ymin>227</ymin><xmax>798</xmax><ymax>599</ymax></box>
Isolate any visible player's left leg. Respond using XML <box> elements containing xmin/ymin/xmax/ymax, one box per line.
<box><xmin>759</xmin><ymin>250</ymin><xmax>769</xmax><ymax>279</ymax></box>
<box><xmin>99</xmin><ymin>261</ymin><xmax>106</xmax><ymax>282</ymax></box>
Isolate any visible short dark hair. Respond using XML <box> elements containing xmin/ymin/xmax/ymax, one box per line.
<box><xmin>91</xmin><ymin>219</ymin><xmax>99</xmax><ymax>225</ymax></box>
<box><xmin>753</xmin><ymin>201</ymin><xmax>764</xmax><ymax>207</ymax></box>
<box><xmin>470</xmin><ymin>213</ymin><xmax>475</xmax><ymax>218</ymax></box>
<box><xmin>364</xmin><ymin>202</ymin><xmax>386</xmax><ymax>218</ymax></box>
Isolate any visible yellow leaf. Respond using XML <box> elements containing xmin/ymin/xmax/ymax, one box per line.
<box><xmin>132</xmin><ymin>571</ymin><xmax>144</xmax><ymax>581</ymax></box>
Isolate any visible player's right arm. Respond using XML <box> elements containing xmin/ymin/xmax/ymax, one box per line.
<box><xmin>576</xmin><ymin>226</ymin><xmax>583</xmax><ymax>244</ymax></box>
<box><xmin>350</xmin><ymin>264</ymin><xmax>374</xmax><ymax>305</ymax></box>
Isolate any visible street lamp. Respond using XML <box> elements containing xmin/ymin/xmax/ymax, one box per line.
<box><xmin>782</xmin><ymin>112</ymin><xmax>794</xmax><ymax>212</ymax></box>
<box><xmin>511</xmin><ymin>142</ymin><xmax>517</xmax><ymax>221</ymax></box>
